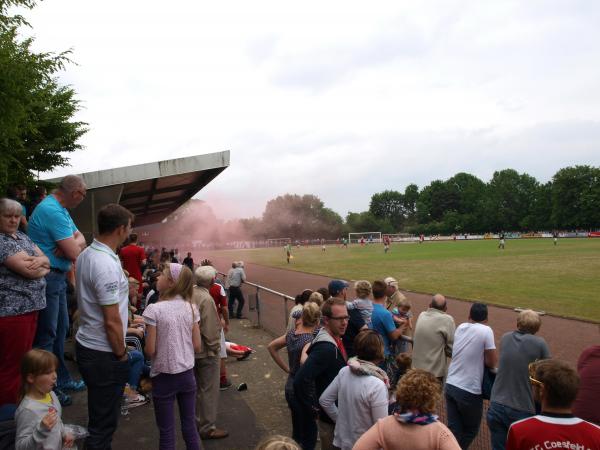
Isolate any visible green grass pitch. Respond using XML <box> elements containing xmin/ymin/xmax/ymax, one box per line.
<box><xmin>215</xmin><ymin>238</ymin><xmax>600</xmax><ymax>322</ymax></box>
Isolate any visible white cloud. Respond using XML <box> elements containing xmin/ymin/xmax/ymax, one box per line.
<box><xmin>20</xmin><ymin>0</ymin><xmax>600</xmax><ymax>219</ymax></box>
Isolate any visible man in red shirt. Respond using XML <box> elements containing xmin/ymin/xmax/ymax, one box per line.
<box><xmin>203</xmin><ymin>260</ymin><xmax>232</xmax><ymax>390</ymax></box>
<box><xmin>119</xmin><ymin>233</ymin><xmax>146</xmax><ymax>301</ymax></box>
<box><xmin>507</xmin><ymin>359</ymin><xmax>600</xmax><ymax>450</ymax></box>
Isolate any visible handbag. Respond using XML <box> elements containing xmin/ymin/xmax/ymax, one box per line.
<box><xmin>481</xmin><ymin>366</ymin><xmax>496</xmax><ymax>400</ymax></box>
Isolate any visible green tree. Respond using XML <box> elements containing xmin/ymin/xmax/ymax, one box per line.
<box><xmin>261</xmin><ymin>194</ymin><xmax>343</xmax><ymax>239</ymax></box>
<box><xmin>346</xmin><ymin>211</ymin><xmax>394</xmax><ymax>234</ymax></box>
<box><xmin>369</xmin><ymin>190</ymin><xmax>405</xmax><ymax>229</ymax></box>
<box><xmin>485</xmin><ymin>169</ymin><xmax>539</xmax><ymax>231</ymax></box>
<box><xmin>403</xmin><ymin>183</ymin><xmax>419</xmax><ymax>225</ymax></box>
<box><xmin>416</xmin><ymin>180</ymin><xmax>459</xmax><ymax>223</ymax></box>
<box><xmin>551</xmin><ymin>166</ymin><xmax>600</xmax><ymax>229</ymax></box>
<box><xmin>0</xmin><ymin>0</ymin><xmax>87</xmax><ymax>192</ymax></box>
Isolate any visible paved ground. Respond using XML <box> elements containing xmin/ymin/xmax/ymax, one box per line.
<box><xmin>61</xmin><ymin>320</ymin><xmax>282</xmax><ymax>450</ymax></box>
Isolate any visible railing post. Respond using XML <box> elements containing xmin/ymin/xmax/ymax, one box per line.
<box><xmin>255</xmin><ymin>286</ymin><xmax>261</xmax><ymax>327</ymax></box>
<box><xmin>283</xmin><ymin>295</ymin><xmax>288</xmax><ymax>327</ymax></box>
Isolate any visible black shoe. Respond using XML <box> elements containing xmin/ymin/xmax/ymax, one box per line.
<box><xmin>220</xmin><ymin>380</ymin><xmax>232</xmax><ymax>391</ymax></box>
<box><xmin>237</xmin><ymin>350</ymin><xmax>252</xmax><ymax>361</ymax></box>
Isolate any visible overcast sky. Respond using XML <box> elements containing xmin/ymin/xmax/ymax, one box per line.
<box><xmin>25</xmin><ymin>0</ymin><xmax>600</xmax><ymax>220</ymax></box>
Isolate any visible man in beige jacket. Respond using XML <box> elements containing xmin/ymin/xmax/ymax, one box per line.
<box><xmin>412</xmin><ymin>294</ymin><xmax>456</xmax><ymax>381</ymax></box>
<box><xmin>192</xmin><ymin>266</ymin><xmax>228</xmax><ymax>440</ymax></box>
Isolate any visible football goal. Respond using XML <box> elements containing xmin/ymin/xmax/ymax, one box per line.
<box><xmin>348</xmin><ymin>232</ymin><xmax>382</xmax><ymax>244</ymax></box>
<box><xmin>266</xmin><ymin>238</ymin><xmax>291</xmax><ymax>247</ymax></box>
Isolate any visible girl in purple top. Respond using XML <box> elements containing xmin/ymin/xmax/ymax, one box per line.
<box><xmin>143</xmin><ymin>263</ymin><xmax>202</xmax><ymax>450</ymax></box>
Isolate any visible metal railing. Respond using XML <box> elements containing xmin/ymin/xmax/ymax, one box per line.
<box><xmin>218</xmin><ymin>273</ymin><xmax>294</xmax><ymax>335</ymax></box>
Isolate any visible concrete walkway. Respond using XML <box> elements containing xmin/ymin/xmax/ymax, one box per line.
<box><xmin>62</xmin><ymin>319</ymin><xmax>289</xmax><ymax>450</ymax></box>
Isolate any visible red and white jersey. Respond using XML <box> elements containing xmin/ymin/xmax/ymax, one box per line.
<box><xmin>507</xmin><ymin>414</ymin><xmax>600</xmax><ymax>450</ymax></box>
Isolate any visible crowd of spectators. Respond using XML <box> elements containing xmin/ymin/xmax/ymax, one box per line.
<box><xmin>1</xmin><ymin>176</ymin><xmax>599</xmax><ymax>450</ymax></box>
<box><xmin>268</xmin><ymin>278</ymin><xmax>600</xmax><ymax>450</ymax></box>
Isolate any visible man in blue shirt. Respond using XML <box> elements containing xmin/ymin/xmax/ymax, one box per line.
<box><xmin>28</xmin><ymin>175</ymin><xmax>88</xmax><ymax>405</ymax></box>
<box><xmin>371</xmin><ymin>280</ymin><xmax>407</xmax><ymax>388</ymax></box>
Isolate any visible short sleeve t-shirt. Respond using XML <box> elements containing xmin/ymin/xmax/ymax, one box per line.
<box><xmin>491</xmin><ymin>330</ymin><xmax>551</xmax><ymax>413</ymax></box>
<box><xmin>371</xmin><ymin>303</ymin><xmax>397</xmax><ymax>356</ymax></box>
<box><xmin>0</xmin><ymin>231</ymin><xmax>46</xmax><ymax>316</ymax></box>
<box><xmin>446</xmin><ymin>322</ymin><xmax>496</xmax><ymax>394</ymax></box>
<box><xmin>209</xmin><ymin>283</ymin><xmax>227</xmax><ymax>317</ymax></box>
<box><xmin>75</xmin><ymin>239</ymin><xmax>129</xmax><ymax>352</ymax></box>
<box><xmin>143</xmin><ymin>297</ymin><xmax>199</xmax><ymax>377</ymax></box>
<box><xmin>507</xmin><ymin>415</ymin><xmax>600</xmax><ymax>450</ymax></box>
<box><xmin>28</xmin><ymin>195</ymin><xmax>78</xmax><ymax>272</ymax></box>
<box><xmin>119</xmin><ymin>244</ymin><xmax>146</xmax><ymax>281</ymax></box>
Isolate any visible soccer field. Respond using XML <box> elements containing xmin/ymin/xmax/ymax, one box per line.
<box><xmin>214</xmin><ymin>238</ymin><xmax>600</xmax><ymax>322</ymax></box>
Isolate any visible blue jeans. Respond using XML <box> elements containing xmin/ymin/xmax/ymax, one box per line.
<box><xmin>445</xmin><ymin>383</ymin><xmax>483</xmax><ymax>450</ymax></box>
<box><xmin>486</xmin><ymin>401</ymin><xmax>533</xmax><ymax>450</ymax></box>
<box><xmin>34</xmin><ymin>271</ymin><xmax>72</xmax><ymax>386</ymax></box>
<box><xmin>127</xmin><ymin>350</ymin><xmax>147</xmax><ymax>389</ymax></box>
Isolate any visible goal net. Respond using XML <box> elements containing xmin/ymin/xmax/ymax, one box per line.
<box><xmin>266</xmin><ymin>238</ymin><xmax>291</xmax><ymax>247</ymax></box>
<box><xmin>348</xmin><ymin>232</ymin><xmax>382</xmax><ymax>244</ymax></box>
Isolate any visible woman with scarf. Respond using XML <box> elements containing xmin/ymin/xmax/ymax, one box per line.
<box><xmin>319</xmin><ymin>330</ymin><xmax>389</xmax><ymax>450</ymax></box>
<box><xmin>353</xmin><ymin>369</ymin><xmax>460</xmax><ymax>450</ymax></box>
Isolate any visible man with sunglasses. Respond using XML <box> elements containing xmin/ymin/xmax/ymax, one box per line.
<box><xmin>28</xmin><ymin>174</ymin><xmax>88</xmax><ymax>406</ymax></box>
<box><xmin>506</xmin><ymin>359</ymin><xmax>600</xmax><ymax>450</ymax></box>
<box><xmin>294</xmin><ymin>296</ymin><xmax>349</xmax><ymax>450</ymax></box>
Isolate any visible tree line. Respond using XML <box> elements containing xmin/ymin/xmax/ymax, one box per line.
<box><xmin>240</xmin><ymin>166</ymin><xmax>600</xmax><ymax>240</ymax></box>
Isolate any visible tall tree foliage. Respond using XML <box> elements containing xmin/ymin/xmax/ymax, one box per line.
<box><xmin>551</xmin><ymin>166</ymin><xmax>600</xmax><ymax>229</ymax></box>
<box><xmin>260</xmin><ymin>194</ymin><xmax>343</xmax><ymax>239</ymax></box>
<box><xmin>0</xmin><ymin>0</ymin><xmax>87</xmax><ymax>193</ymax></box>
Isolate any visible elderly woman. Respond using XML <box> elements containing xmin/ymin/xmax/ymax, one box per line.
<box><xmin>353</xmin><ymin>369</ymin><xmax>460</xmax><ymax>450</ymax></box>
<box><xmin>0</xmin><ymin>198</ymin><xmax>49</xmax><ymax>406</ymax></box>
<box><xmin>486</xmin><ymin>309</ymin><xmax>551</xmax><ymax>450</ymax></box>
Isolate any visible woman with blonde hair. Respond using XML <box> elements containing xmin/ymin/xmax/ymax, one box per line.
<box><xmin>143</xmin><ymin>263</ymin><xmax>202</xmax><ymax>450</ymax></box>
<box><xmin>353</xmin><ymin>369</ymin><xmax>460</xmax><ymax>450</ymax></box>
<box><xmin>268</xmin><ymin>302</ymin><xmax>321</xmax><ymax>450</ymax></box>
<box><xmin>0</xmin><ymin>198</ymin><xmax>49</xmax><ymax>406</ymax></box>
<box><xmin>255</xmin><ymin>434</ymin><xmax>300</xmax><ymax>450</ymax></box>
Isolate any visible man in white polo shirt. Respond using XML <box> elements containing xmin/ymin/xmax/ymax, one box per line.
<box><xmin>75</xmin><ymin>204</ymin><xmax>133</xmax><ymax>450</ymax></box>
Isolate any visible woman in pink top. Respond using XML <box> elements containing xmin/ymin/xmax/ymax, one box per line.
<box><xmin>143</xmin><ymin>263</ymin><xmax>202</xmax><ymax>450</ymax></box>
<box><xmin>353</xmin><ymin>369</ymin><xmax>460</xmax><ymax>450</ymax></box>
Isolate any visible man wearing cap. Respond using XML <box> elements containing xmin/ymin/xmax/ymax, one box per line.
<box><xmin>412</xmin><ymin>294</ymin><xmax>455</xmax><ymax>381</ymax></box>
<box><xmin>384</xmin><ymin>276</ymin><xmax>407</xmax><ymax>312</ymax></box>
<box><xmin>329</xmin><ymin>279</ymin><xmax>367</xmax><ymax>359</ymax></box>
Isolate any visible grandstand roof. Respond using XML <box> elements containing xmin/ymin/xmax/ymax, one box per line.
<box><xmin>46</xmin><ymin>151</ymin><xmax>230</xmax><ymax>240</ymax></box>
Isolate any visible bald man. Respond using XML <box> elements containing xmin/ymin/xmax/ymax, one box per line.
<box><xmin>412</xmin><ymin>294</ymin><xmax>456</xmax><ymax>381</ymax></box>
